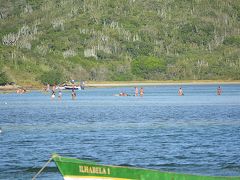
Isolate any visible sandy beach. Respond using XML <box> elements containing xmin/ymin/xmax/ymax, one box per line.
<box><xmin>0</xmin><ymin>85</ymin><xmax>19</xmax><ymax>91</ymax></box>
<box><xmin>1</xmin><ymin>80</ymin><xmax>240</xmax><ymax>92</ymax></box>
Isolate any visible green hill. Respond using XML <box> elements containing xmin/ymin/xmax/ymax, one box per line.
<box><xmin>0</xmin><ymin>0</ymin><xmax>240</xmax><ymax>85</ymax></box>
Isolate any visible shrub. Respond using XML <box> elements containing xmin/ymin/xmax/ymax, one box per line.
<box><xmin>131</xmin><ymin>56</ymin><xmax>166</xmax><ymax>79</ymax></box>
<box><xmin>38</xmin><ymin>71</ymin><xmax>66</xmax><ymax>85</ymax></box>
<box><xmin>111</xmin><ymin>72</ymin><xmax>134</xmax><ymax>81</ymax></box>
<box><xmin>223</xmin><ymin>36</ymin><xmax>240</xmax><ymax>47</ymax></box>
<box><xmin>179</xmin><ymin>21</ymin><xmax>214</xmax><ymax>45</ymax></box>
<box><xmin>0</xmin><ymin>71</ymin><xmax>10</xmax><ymax>85</ymax></box>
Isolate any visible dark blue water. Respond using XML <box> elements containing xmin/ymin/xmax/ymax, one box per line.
<box><xmin>0</xmin><ymin>84</ymin><xmax>240</xmax><ymax>179</ymax></box>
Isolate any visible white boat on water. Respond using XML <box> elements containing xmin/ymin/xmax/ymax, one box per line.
<box><xmin>58</xmin><ymin>86</ymin><xmax>66</xmax><ymax>90</ymax></box>
<box><xmin>64</xmin><ymin>85</ymin><xmax>81</xmax><ymax>90</ymax></box>
<box><xmin>57</xmin><ymin>86</ymin><xmax>82</xmax><ymax>90</ymax></box>
<box><xmin>58</xmin><ymin>80</ymin><xmax>85</xmax><ymax>90</ymax></box>
<box><xmin>57</xmin><ymin>85</ymin><xmax>81</xmax><ymax>90</ymax></box>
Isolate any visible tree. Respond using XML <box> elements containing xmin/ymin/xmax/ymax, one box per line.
<box><xmin>0</xmin><ymin>71</ymin><xmax>10</xmax><ymax>85</ymax></box>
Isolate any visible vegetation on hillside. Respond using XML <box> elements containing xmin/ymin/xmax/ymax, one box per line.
<box><xmin>0</xmin><ymin>71</ymin><xmax>10</xmax><ymax>85</ymax></box>
<box><xmin>0</xmin><ymin>0</ymin><xmax>239</xmax><ymax>85</ymax></box>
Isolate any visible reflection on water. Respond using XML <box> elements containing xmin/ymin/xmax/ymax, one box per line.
<box><xmin>0</xmin><ymin>84</ymin><xmax>240</xmax><ymax>179</ymax></box>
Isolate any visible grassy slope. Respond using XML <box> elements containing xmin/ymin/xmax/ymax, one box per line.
<box><xmin>0</xmin><ymin>0</ymin><xmax>239</xmax><ymax>86</ymax></box>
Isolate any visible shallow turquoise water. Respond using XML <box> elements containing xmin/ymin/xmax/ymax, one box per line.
<box><xmin>0</xmin><ymin>84</ymin><xmax>240</xmax><ymax>179</ymax></box>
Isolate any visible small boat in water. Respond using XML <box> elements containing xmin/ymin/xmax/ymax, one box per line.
<box><xmin>58</xmin><ymin>80</ymin><xmax>84</xmax><ymax>90</ymax></box>
<box><xmin>57</xmin><ymin>84</ymin><xmax>82</xmax><ymax>90</ymax></box>
<box><xmin>64</xmin><ymin>85</ymin><xmax>81</xmax><ymax>90</ymax></box>
<box><xmin>52</xmin><ymin>154</ymin><xmax>240</xmax><ymax>180</ymax></box>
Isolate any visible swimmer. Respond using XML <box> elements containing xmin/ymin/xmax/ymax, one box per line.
<box><xmin>16</xmin><ymin>88</ymin><xmax>25</xmax><ymax>94</ymax></box>
<box><xmin>178</xmin><ymin>87</ymin><xmax>184</xmax><ymax>96</ymax></box>
<box><xmin>119</xmin><ymin>92</ymin><xmax>128</xmax><ymax>96</ymax></box>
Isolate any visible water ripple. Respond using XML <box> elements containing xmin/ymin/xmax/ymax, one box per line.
<box><xmin>0</xmin><ymin>85</ymin><xmax>240</xmax><ymax>179</ymax></box>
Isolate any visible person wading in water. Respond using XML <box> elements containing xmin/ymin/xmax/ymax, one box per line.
<box><xmin>71</xmin><ymin>88</ymin><xmax>76</xmax><ymax>100</ymax></box>
<box><xmin>140</xmin><ymin>87</ymin><xmax>144</xmax><ymax>97</ymax></box>
<box><xmin>178</xmin><ymin>87</ymin><xmax>184</xmax><ymax>96</ymax></box>
<box><xmin>135</xmin><ymin>87</ymin><xmax>138</xmax><ymax>96</ymax></box>
<box><xmin>217</xmin><ymin>86</ymin><xmax>222</xmax><ymax>95</ymax></box>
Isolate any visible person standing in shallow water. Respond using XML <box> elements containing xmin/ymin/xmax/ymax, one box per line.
<box><xmin>140</xmin><ymin>87</ymin><xmax>144</xmax><ymax>97</ymax></box>
<box><xmin>51</xmin><ymin>90</ymin><xmax>55</xmax><ymax>100</ymax></box>
<box><xmin>135</xmin><ymin>87</ymin><xmax>138</xmax><ymax>96</ymax></box>
<box><xmin>217</xmin><ymin>86</ymin><xmax>222</xmax><ymax>95</ymax></box>
<box><xmin>178</xmin><ymin>87</ymin><xmax>184</xmax><ymax>96</ymax></box>
<box><xmin>71</xmin><ymin>89</ymin><xmax>76</xmax><ymax>100</ymax></box>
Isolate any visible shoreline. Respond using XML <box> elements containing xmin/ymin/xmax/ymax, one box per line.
<box><xmin>0</xmin><ymin>80</ymin><xmax>240</xmax><ymax>92</ymax></box>
<box><xmin>87</xmin><ymin>80</ymin><xmax>240</xmax><ymax>87</ymax></box>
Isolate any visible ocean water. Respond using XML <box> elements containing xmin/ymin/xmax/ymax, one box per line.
<box><xmin>0</xmin><ymin>84</ymin><xmax>240</xmax><ymax>179</ymax></box>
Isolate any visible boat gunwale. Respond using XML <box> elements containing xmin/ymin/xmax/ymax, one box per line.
<box><xmin>52</xmin><ymin>154</ymin><xmax>240</xmax><ymax>179</ymax></box>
